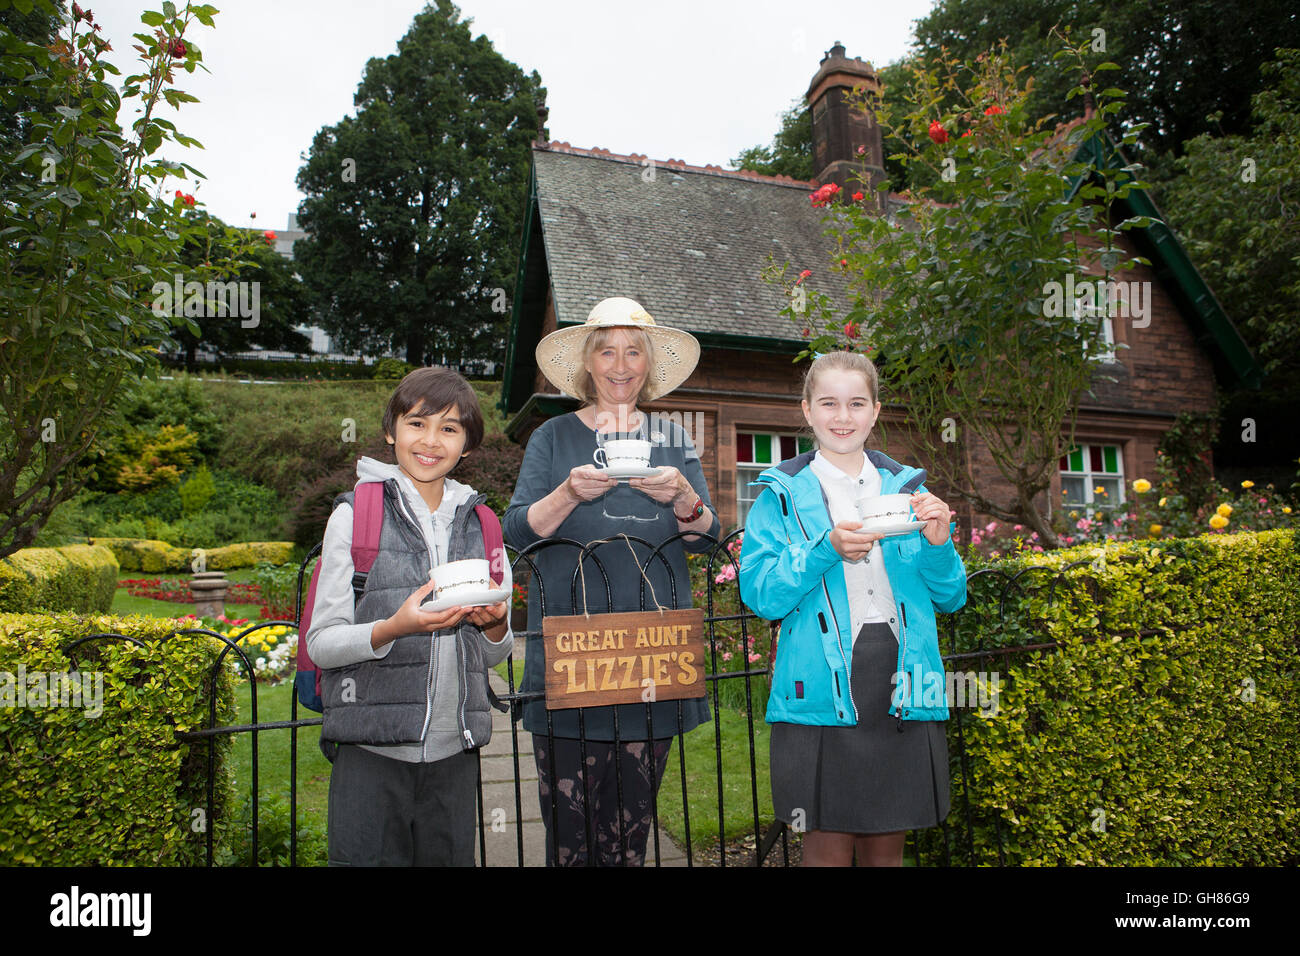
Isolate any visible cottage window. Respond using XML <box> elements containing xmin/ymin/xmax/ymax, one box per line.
<box><xmin>1059</xmin><ymin>443</ymin><xmax>1125</xmax><ymax>515</ymax></box>
<box><xmin>735</xmin><ymin>431</ymin><xmax>814</xmax><ymax>528</ymax></box>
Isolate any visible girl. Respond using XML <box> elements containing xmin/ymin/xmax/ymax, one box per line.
<box><xmin>306</xmin><ymin>367</ymin><xmax>512</xmax><ymax>866</ymax></box>
<box><xmin>739</xmin><ymin>351</ymin><xmax>967</xmax><ymax>867</ymax></box>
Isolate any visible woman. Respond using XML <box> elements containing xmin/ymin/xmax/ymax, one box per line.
<box><xmin>504</xmin><ymin>296</ymin><xmax>719</xmax><ymax>866</ymax></box>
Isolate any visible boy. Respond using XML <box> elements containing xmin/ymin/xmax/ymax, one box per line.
<box><xmin>306</xmin><ymin>367</ymin><xmax>511</xmax><ymax>866</ymax></box>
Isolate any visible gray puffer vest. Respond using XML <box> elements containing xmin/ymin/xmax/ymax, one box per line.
<box><xmin>319</xmin><ymin>479</ymin><xmax>498</xmax><ymax>760</ymax></box>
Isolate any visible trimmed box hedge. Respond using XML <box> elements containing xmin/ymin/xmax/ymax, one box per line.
<box><xmin>0</xmin><ymin>544</ymin><xmax>119</xmax><ymax>614</ymax></box>
<box><xmin>0</xmin><ymin>612</ymin><xmax>238</xmax><ymax>865</ymax></box>
<box><xmin>921</xmin><ymin>528</ymin><xmax>1299</xmax><ymax>865</ymax></box>
<box><xmin>89</xmin><ymin>537</ymin><xmax>294</xmax><ymax>572</ymax></box>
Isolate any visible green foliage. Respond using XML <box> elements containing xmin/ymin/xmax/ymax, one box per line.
<box><xmin>453</xmin><ymin>433</ymin><xmax>524</xmax><ymax>515</ymax></box>
<box><xmin>918</xmin><ymin>529</ymin><xmax>1300</xmax><ymax>865</ymax></box>
<box><xmin>161</xmin><ymin>357</ymin><xmax>379</xmax><ymax>380</ymax></box>
<box><xmin>371</xmin><ymin>357</ymin><xmax>415</xmax><ymax>381</ymax></box>
<box><xmin>294</xmin><ymin>0</ymin><xmax>545</xmax><ymax>366</ymax></box>
<box><xmin>909</xmin><ymin>0</ymin><xmax>1300</xmax><ymax>164</ymax></box>
<box><xmin>90</xmin><ymin>372</ymin><xmax>225</xmax><ymax>481</ymax></box>
<box><xmin>0</xmin><ymin>543</ymin><xmax>117</xmax><ymax>613</ymax></box>
<box><xmin>766</xmin><ymin>37</ymin><xmax>1150</xmax><ymax>547</ymax></box>
<box><xmin>0</xmin><ymin>1</ymin><xmax>221</xmax><ymax>558</ymax></box>
<box><xmin>0</xmin><ymin>611</ymin><xmax>238</xmax><ymax>864</ymax></box>
<box><xmin>179</xmin><ymin>463</ymin><xmax>216</xmax><ymax>515</ymax></box>
<box><xmin>214</xmin><ymin>790</ymin><xmax>328</xmax><ymax>866</ymax></box>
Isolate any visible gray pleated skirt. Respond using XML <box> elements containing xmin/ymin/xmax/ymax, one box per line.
<box><xmin>770</xmin><ymin>621</ymin><xmax>950</xmax><ymax>834</ymax></box>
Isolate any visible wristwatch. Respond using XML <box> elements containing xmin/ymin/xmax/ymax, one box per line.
<box><xmin>675</xmin><ymin>495</ymin><xmax>705</xmax><ymax>522</ymax></box>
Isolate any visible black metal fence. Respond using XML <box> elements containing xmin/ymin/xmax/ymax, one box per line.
<box><xmin>67</xmin><ymin>534</ymin><xmax>1155</xmax><ymax>866</ymax></box>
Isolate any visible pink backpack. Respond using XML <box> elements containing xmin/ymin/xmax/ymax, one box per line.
<box><xmin>294</xmin><ymin>482</ymin><xmax>506</xmax><ymax>713</ymax></box>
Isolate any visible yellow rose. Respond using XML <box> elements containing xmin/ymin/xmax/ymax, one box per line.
<box><xmin>1094</xmin><ymin>485</ymin><xmax>1105</xmax><ymax>494</ymax></box>
<box><xmin>1158</xmin><ymin>497</ymin><xmax>1167</xmax><ymax>507</ymax></box>
<box><xmin>1132</xmin><ymin>478</ymin><xmax>1152</xmax><ymax>493</ymax></box>
<box><xmin>1216</xmin><ymin>503</ymin><xmax>1232</xmax><ymax>518</ymax></box>
<box><xmin>1209</xmin><ymin>514</ymin><xmax>1228</xmax><ymax>529</ymax></box>
<box><xmin>1148</xmin><ymin>524</ymin><xmax>1162</xmax><ymax>536</ymax></box>
<box><xmin>1284</xmin><ymin>506</ymin><xmax>1293</xmax><ymax>515</ymax></box>
<box><xmin>1241</xmin><ymin>480</ymin><xmax>1254</xmax><ymax>489</ymax></box>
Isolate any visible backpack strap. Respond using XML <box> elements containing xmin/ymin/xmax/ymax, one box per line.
<box><xmin>475</xmin><ymin>503</ymin><xmax>506</xmax><ymax>587</ymax></box>
<box><xmin>351</xmin><ymin>481</ymin><xmax>386</xmax><ymax>598</ymax></box>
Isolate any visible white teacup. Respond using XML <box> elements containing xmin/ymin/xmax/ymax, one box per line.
<box><xmin>856</xmin><ymin>493</ymin><xmax>914</xmax><ymax>531</ymax></box>
<box><xmin>430</xmin><ymin>559</ymin><xmax>492</xmax><ymax>601</ymax></box>
<box><xmin>593</xmin><ymin>438</ymin><xmax>651</xmax><ymax>470</ymax></box>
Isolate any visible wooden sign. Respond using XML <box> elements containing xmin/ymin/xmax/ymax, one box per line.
<box><xmin>542</xmin><ymin>608</ymin><xmax>707</xmax><ymax>710</ymax></box>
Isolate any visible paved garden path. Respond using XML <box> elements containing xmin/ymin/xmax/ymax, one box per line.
<box><xmin>474</xmin><ymin>654</ymin><xmax>688</xmax><ymax>867</ymax></box>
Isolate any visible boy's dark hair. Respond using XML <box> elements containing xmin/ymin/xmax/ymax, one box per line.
<box><xmin>382</xmin><ymin>367</ymin><xmax>485</xmax><ymax>454</ymax></box>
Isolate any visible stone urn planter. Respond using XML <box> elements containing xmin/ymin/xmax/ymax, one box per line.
<box><xmin>190</xmin><ymin>571</ymin><xmax>229</xmax><ymax>619</ymax></box>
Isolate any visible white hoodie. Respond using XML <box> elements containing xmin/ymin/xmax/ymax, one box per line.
<box><xmin>306</xmin><ymin>457</ymin><xmax>512</xmax><ymax>763</ymax></box>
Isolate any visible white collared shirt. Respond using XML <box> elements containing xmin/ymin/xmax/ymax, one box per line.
<box><xmin>808</xmin><ymin>450</ymin><xmax>899</xmax><ymax>646</ymax></box>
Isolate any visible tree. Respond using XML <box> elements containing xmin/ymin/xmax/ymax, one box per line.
<box><xmin>765</xmin><ymin>39</ymin><xmax>1152</xmax><ymax>548</ymax></box>
<box><xmin>1157</xmin><ymin>49</ymin><xmax>1300</xmax><ymax>477</ymax></box>
<box><xmin>294</xmin><ymin>0</ymin><xmax>544</xmax><ymax>367</ymax></box>
<box><xmin>911</xmin><ymin>0</ymin><xmax>1300</xmax><ymax>165</ymax></box>
<box><xmin>0</xmin><ymin>0</ymin><xmax>217</xmax><ymax>559</ymax></box>
<box><xmin>170</xmin><ymin>216</ymin><xmax>312</xmax><ymax>368</ymax></box>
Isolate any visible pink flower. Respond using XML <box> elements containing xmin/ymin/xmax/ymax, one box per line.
<box><xmin>1031</xmin><ymin>545</ymin><xmax>1043</xmax><ymax>552</ymax></box>
<box><xmin>748</xmin><ymin>652</ymin><xmax>762</xmax><ymax>663</ymax></box>
<box><xmin>713</xmin><ymin>564</ymin><xmax>737</xmax><ymax>584</ymax></box>
<box><xmin>795</xmin><ymin>269</ymin><xmax>812</xmax><ymax>285</ymax></box>
<box><xmin>1013</xmin><ymin>524</ymin><xmax>1023</xmax><ymax>532</ymax></box>
<box><xmin>983</xmin><ymin>521</ymin><xmax>997</xmax><ymax>534</ymax></box>
<box><xmin>1076</xmin><ymin>519</ymin><xmax>1089</xmax><ymax>530</ymax></box>
<box><xmin>856</xmin><ymin>145</ymin><xmax>866</xmax><ymax>155</ymax></box>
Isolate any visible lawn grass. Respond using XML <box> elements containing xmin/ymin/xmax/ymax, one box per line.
<box><xmin>656</xmin><ymin>702</ymin><xmax>774</xmax><ymax>854</ymax></box>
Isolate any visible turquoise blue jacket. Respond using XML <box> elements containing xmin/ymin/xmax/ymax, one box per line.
<box><xmin>739</xmin><ymin>450</ymin><xmax>967</xmax><ymax>727</ymax></box>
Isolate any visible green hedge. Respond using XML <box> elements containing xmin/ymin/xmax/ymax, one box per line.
<box><xmin>90</xmin><ymin>538</ymin><xmax>294</xmax><ymax>572</ymax></box>
<box><xmin>0</xmin><ymin>612</ymin><xmax>238</xmax><ymax>864</ymax></box>
<box><xmin>920</xmin><ymin>528</ymin><xmax>1299</xmax><ymax>865</ymax></box>
<box><xmin>0</xmin><ymin>544</ymin><xmax>119</xmax><ymax>613</ymax></box>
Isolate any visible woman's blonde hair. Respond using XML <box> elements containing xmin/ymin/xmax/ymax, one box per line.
<box><xmin>801</xmin><ymin>350</ymin><xmax>880</xmax><ymax>406</ymax></box>
<box><xmin>576</xmin><ymin>326</ymin><xmax>656</xmax><ymax>405</ymax></box>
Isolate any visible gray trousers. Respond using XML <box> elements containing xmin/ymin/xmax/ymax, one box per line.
<box><xmin>327</xmin><ymin>744</ymin><xmax>479</xmax><ymax>866</ymax></box>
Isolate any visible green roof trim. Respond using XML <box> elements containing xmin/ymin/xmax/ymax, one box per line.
<box><xmin>1066</xmin><ymin>130</ymin><xmax>1262</xmax><ymax>389</ymax></box>
<box><xmin>500</xmin><ymin>165</ymin><xmax>540</xmax><ymax>416</ymax></box>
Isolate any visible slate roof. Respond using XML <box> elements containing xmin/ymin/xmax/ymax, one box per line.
<box><xmin>530</xmin><ymin>143</ymin><xmax>876</xmax><ymax>342</ymax></box>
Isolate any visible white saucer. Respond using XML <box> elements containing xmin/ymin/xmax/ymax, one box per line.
<box><xmin>420</xmin><ymin>587</ymin><xmax>510</xmax><ymax>613</ymax></box>
<box><xmin>596</xmin><ymin>464</ymin><xmax>663</xmax><ymax>481</ymax></box>
<box><xmin>860</xmin><ymin>518</ymin><xmax>924</xmax><ymax>536</ymax></box>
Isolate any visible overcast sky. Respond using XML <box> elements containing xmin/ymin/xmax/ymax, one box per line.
<box><xmin>90</xmin><ymin>0</ymin><xmax>939</xmax><ymax>230</ymax></box>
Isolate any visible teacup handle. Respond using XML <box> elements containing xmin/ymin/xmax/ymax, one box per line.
<box><xmin>593</xmin><ymin>447</ymin><xmax>607</xmax><ymax>468</ymax></box>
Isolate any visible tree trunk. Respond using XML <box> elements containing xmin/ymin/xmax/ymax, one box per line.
<box><xmin>405</xmin><ymin>328</ymin><xmax>424</xmax><ymax>366</ymax></box>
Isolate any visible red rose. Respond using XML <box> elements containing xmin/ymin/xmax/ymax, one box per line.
<box><xmin>984</xmin><ymin>105</ymin><xmax>1004</xmax><ymax>115</ymax></box>
<box><xmin>183</xmin><ymin>194</ymin><xmax>195</xmax><ymax>206</ymax></box>
<box><xmin>72</xmin><ymin>3</ymin><xmax>84</xmax><ymax>21</ymax></box>
<box><xmin>844</xmin><ymin>321</ymin><xmax>859</xmax><ymax>339</ymax></box>
<box><xmin>960</xmin><ymin>130</ymin><xmax>972</xmax><ymax>138</ymax></box>
<box><xmin>175</xmin><ymin>189</ymin><xmax>183</xmax><ymax>197</ymax></box>
<box><xmin>801</xmin><ymin>327</ymin><xmax>810</xmax><ymax>337</ymax></box>
<box><xmin>795</xmin><ymin>268</ymin><xmax>812</xmax><ymax>285</ymax></box>
<box><xmin>264</xmin><ymin>230</ymin><xmax>277</xmax><ymax>243</ymax></box>
<box><xmin>852</xmin><ymin>191</ymin><xmax>864</xmax><ymax>201</ymax></box>
<box><xmin>840</xmin><ymin>258</ymin><xmax>848</xmax><ymax>266</ymax></box>
<box><xmin>168</xmin><ymin>38</ymin><xmax>186</xmax><ymax>58</ymax></box>
<box><xmin>928</xmin><ymin>121</ymin><xmax>948</xmax><ymax>144</ymax></box>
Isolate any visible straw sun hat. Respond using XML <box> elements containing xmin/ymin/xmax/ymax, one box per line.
<box><xmin>534</xmin><ymin>297</ymin><xmax>700</xmax><ymax>402</ymax></box>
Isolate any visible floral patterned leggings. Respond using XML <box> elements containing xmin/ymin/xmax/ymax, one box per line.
<box><xmin>532</xmin><ymin>735</ymin><xmax>673</xmax><ymax>867</ymax></box>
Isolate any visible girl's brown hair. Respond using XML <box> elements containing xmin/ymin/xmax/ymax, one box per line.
<box><xmin>800</xmin><ymin>350</ymin><xmax>880</xmax><ymax>406</ymax></box>
<box><xmin>382</xmin><ymin>367</ymin><xmax>485</xmax><ymax>452</ymax></box>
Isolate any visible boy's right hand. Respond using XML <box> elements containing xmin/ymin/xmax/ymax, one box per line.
<box><xmin>370</xmin><ymin>579</ymin><xmax>471</xmax><ymax>650</ymax></box>
<box><xmin>829</xmin><ymin>520</ymin><xmax>884</xmax><ymax>561</ymax></box>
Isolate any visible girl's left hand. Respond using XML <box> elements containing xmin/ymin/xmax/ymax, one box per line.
<box><xmin>464</xmin><ymin>601</ymin><xmax>508</xmax><ymax>629</ymax></box>
<box><xmin>629</xmin><ymin>465</ymin><xmax>691</xmax><ymax>506</ymax></box>
<box><xmin>910</xmin><ymin>492</ymin><xmax>954</xmax><ymax>546</ymax></box>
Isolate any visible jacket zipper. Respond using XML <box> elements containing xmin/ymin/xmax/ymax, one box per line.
<box><xmin>895</xmin><ymin>600</ymin><xmax>908</xmax><ymax>731</ymax></box>
<box><xmin>761</xmin><ymin>473</ymin><xmax>857</xmax><ymax>723</ymax></box>
<box><xmin>387</xmin><ymin>483</ymin><xmax>440</xmax><ymax>754</ymax></box>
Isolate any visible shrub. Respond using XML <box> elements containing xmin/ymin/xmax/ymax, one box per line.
<box><xmin>918</xmin><ymin>528</ymin><xmax>1300</xmax><ymax>865</ymax></box>
<box><xmin>0</xmin><ymin>544</ymin><xmax>119</xmax><ymax>614</ymax></box>
<box><xmin>455</xmin><ymin>434</ymin><xmax>525</xmax><ymax>514</ymax></box>
<box><xmin>113</xmin><ymin>424</ymin><xmax>200</xmax><ymax>492</ymax></box>
<box><xmin>179</xmin><ymin>464</ymin><xmax>217</xmax><ymax>516</ymax></box>
<box><xmin>91</xmin><ymin>538</ymin><xmax>293</xmax><ymax>573</ymax></box>
<box><xmin>215</xmin><ymin>791</ymin><xmax>327</xmax><ymax>866</ymax></box>
<box><xmin>371</xmin><ymin>357</ymin><xmax>416</xmax><ymax>381</ymax></box>
<box><xmin>0</xmin><ymin>612</ymin><xmax>238</xmax><ymax>864</ymax></box>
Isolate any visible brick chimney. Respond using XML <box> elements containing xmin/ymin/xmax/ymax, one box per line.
<box><xmin>806</xmin><ymin>42</ymin><xmax>885</xmax><ymax>201</ymax></box>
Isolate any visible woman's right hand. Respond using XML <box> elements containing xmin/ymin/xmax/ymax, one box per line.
<box><xmin>828</xmin><ymin>520</ymin><xmax>884</xmax><ymax>561</ymax></box>
<box><xmin>564</xmin><ymin>464</ymin><xmax>614</xmax><ymax>502</ymax></box>
<box><xmin>371</xmin><ymin>578</ymin><xmax>471</xmax><ymax>649</ymax></box>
